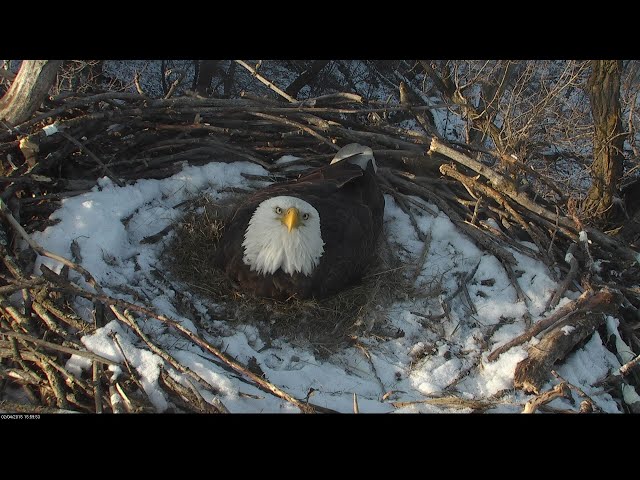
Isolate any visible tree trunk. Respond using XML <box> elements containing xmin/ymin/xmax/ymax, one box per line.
<box><xmin>583</xmin><ymin>60</ymin><xmax>624</xmax><ymax>220</ymax></box>
<box><xmin>195</xmin><ymin>60</ymin><xmax>219</xmax><ymax>96</ymax></box>
<box><xmin>0</xmin><ymin>60</ymin><xmax>62</xmax><ymax>126</ymax></box>
<box><xmin>285</xmin><ymin>60</ymin><xmax>330</xmax><ymax>98</ymax></box>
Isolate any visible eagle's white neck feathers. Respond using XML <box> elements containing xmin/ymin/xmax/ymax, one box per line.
<box><xmin>242</xmin><ymin>196</ymin><xmax>324</xmax><ymax>276</ymax></box>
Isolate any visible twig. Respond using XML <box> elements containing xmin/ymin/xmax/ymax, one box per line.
<box><xmin>0</xmin><ymin>294</ymin><xmax>34</xmax><ymax>332</ymax></box>
<box><xmin>470</xmin><ymin>196</ymin><xmax>483</xmax><ymax>225</ymax></box>
<box><xmin>393</xmin><ymin>192</ymin><xmax>427</xmax><ymax>243</ymax></box>
<box><xmin>412</xmin><ymin>232</ymin><xmax>432</xmax><ymax>282</ymax></box>
<box><xmin>108</xmin><ymin>382</ymin><xmax>126</xmax><ymax>414</ymax></box>
<box><xmin>551</xmin><ymin>370</ymin><xmax>601</xmax><ymax>412</ymax></box>
<box><xmin>133</xmin><ymin>72</ymin><xmax>147</xmax><ymax>97</ymax></box>
<box><xmin>114</xmin><ymin>382</ymin><xmax>135</xmax><ymax>412</ymax></box>
<box><xmin>545</xmin><ymin>243</ymin><xmax>580</xmax><ymax>311</ymax></box>
<box><xmin>444</xmin><ymin>259</ymin><xmax>482</xmax><ymax>303</ymax></box>
<box><xmin>522</xmin><ymin>382</ymin><xmax>570</xmax><ymax>413</ymax></box>
<box><xmin>502</xmin><ymin>261</ymin><xmax>528</xmax><ymax>305</ymax></box>
<box><xmin>58</xmin><ymin>131</ymin><xmax>125</xmax><ymax>187</ymax></box>
<box><xmin>184</xmin><ymin>377</ymin><xmax>228</xmax><ymax>414</ymax></box>
<box><xmin>164</xmin><ymin>70</ymin><xmax>185</xmax><ymax>100</ymax></box>
<box><xmin>109</xmin><ymin>331</ymin><xmax>145</xmax><ymax>393</ymax></box>
<box><xmin>462</xmin><ymin>282</ymin><xmax>477</xmax><ymax>315</ymax></box>
<box><xmin>355</xmin><ymin>343</ymin><xmax>386</xmax><ymax>396</ymax></box>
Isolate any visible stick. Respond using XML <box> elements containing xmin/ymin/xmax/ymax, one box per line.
<box><xmin>0</xmin><ymin>277</ymin><xmax>47</xmax><ymax>295</ymax></box>
<box><xmin>0</xmin><ymin>330</ymin><xmax>118</xmax><ymax>365</ymax></box>
<box><xmin>108</xmin><ymin>383</ymin><xmax>126</xmax><ymax>414</ymax></box>
<box><xmin>514</xmin><ymin>289</ymin><xmax>620</xmax><ymax>394</ymax></box>
<box><xmin>234</xmin><ymin>60</ymin><xmax>296</xmax><ymax>103</ymax></box>
<box><xmin>444</xmin><ymin>259</ymin><xmax>481</xmax><ymax>303</ymax></box>
<box><xmin>163</xmin><ymin>70</ymin><xmax>185</xmax><ymax>100</ymax></box>
<box><xmin>58</xmin><ymin>131</ymin><xmax>125</xmax><ymax>187</ymax></box>
<box><xmin>412</xmin><ymin>232</ymin><xmax>432</xmax><ymax>282</ymax></box>
<box><xmin>248</xmin><ymin>111</ymin><xmax>339</xmax><ymax>151</ymax></box>
<box><xmin>380</xmin><ymin>169</ymin><xmax>518</xmax><ymax>266</ymax></box>
<box><xmin>92</xmin><ymin>361</ymin><xmax>103</xmax><ymax>414</ymax></box>
<box><xmin>108</xmin><ymin>306</ymin><xmax>220</xmax><ymax>396</ymax></box>
<box><xmin>39</xmin><ymin>268</ymin><xmax>321</xmax><ymax>414</ymax></box>
<box><xmin>440</xmin><ymin>163</ymin><xmax>552</xmax><ymax>267</ymax></box>
<box><xmin>391</xmin><ymin>395</ymin><xmax>495</xmax><ymax>412</ymax></box>
<box><xmin>546</xmin><ymin>243</ymin><xmax>579</xmax><ymax>311</ymax></box>
<box><xmin>522</xmin><ymin>382</ymin><xmax>570</xmax><ymax>413</ymax></box>
<box><xmin>551</xmin><ymin>370</ymin><xmax>601</xmax><ymax>412</ymax></box>
<box><xmin>487</xmin><ymin>289</ymin><xmax>594</xmax><ymax>362</ymax></box>
<box><xmin>620</xmin><ymin>353</ymin><xmax>640</xmax><ymax>376</ymax></box>
<box><xmin>431</xmin><ymin>138</ymin><xmax>575</xmax><ymax>231</ymax></box>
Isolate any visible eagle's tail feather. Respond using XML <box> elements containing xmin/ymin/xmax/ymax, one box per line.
<box><xmin>329</xmin><ymin>143</ymin><xmax>377</xmax><ymax>173</ymax></box>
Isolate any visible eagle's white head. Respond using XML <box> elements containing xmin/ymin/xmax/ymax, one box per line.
<box><xmin>242</xmin><ymin>196</ymin><xmax>324</xmax><ymax>276</ymax></box>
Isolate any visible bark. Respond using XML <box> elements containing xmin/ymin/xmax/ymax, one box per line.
<box><xmin>285</xmin><ymin>60</ymin><xmax>330</xmax><ymax>98</ymax></box>
<box><xmin>584</xmin><ymin>60</ymin><xmax>624</xmax><ymax>220</ymax></box>
<box><xmin>0</xmin><ymin>60</ymin><xmax>62</xmax><ymax>126</ymax></box>
<box><xmin>513</xmin><ymin>288</ymin><xmax>621</xmax><ymax>394</ymax></box>
<box><xmin>195</xmin><ymin>60</ymin><xmax>219</xmax><ymax>96</ymax></box>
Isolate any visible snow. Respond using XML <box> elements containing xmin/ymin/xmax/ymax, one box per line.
<box><xmin>30</xmin><ymin>159</ymin><xmax>628</xmax><ymax>413</ymax></box>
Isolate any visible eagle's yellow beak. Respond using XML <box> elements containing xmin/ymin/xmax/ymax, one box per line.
<box><xmin>282</xmin><ymin>207</ymin><xmax>300</xmax><ymax>232</ymax></box>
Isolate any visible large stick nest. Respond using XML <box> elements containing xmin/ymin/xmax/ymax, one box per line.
<box><xmin>1</xmin><ymin>88</ymin><xmax>639</xmax><ymax>413</ymax></box>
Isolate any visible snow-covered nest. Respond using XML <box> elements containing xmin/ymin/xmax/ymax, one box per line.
<box><xmin>19</xmin><ymin>160</ymin><xmax>627</xmax><ymax>413</ymax></box>
<box><xmin>1</xmin><ymin>88</ymin><xmax>638</xmax><ymax>414</ymax></box>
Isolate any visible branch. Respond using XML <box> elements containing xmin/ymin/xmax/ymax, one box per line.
<box><xmin>58</xmin><ymin>130</ymin><xmax>125</xmax><ymax>187</ymax></box>
<box><xmin>513</xmin><ymin>288</ymin><xmax>621</xmax><ymax>394</ymax></box>
<box><xmin>488</xmin><ymin>289</ymin><xmax>594</xmax><ymax>362</ymax></box>
<box><xmin>430</xmin><ymin>138</ymin><xmax>575</xmax><ymax>230</ymax></box>
<box><xmin>0</xmin><ymin>330</ymin><xmax>118</xmax><ymax>365</ymax></box>
<box><xmin>522</xmin><ymin>382</ymin><xmax>570</xmax><ymax>413</ymax></box>
<box><xmin>545</xmin><ymin>243</ymin><xmax>580</xmax><ymax>310</ymax></box>
<box><xmin>235</xmin><ymin>60</ymin><xmax>296</xmax><ymax>103</ymax></box>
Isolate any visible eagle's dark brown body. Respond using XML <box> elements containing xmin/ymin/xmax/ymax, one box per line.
<box><xmin>215</xmin><ymin>159</ymin><xmax>384</xmax><ymax>300</ymax></box>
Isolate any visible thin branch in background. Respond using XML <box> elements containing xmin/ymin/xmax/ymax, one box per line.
<box><xmin>235</xmin><ymin>60</ymin><xmax>296</xmax><ymax>103</ymax></box>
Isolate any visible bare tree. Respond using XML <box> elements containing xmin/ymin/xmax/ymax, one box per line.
<box><xmin>583</xmin><ymin>60</ymin><xmax>625</xmax><ymax>221</ymax></box>
<box><xmin>285</xmin><ymin>60</ymin><xmax>330</xmax><ymax>98</ymax></box>
<box><xmin>0</xmin><ymin>60</ymin><xmax>62</xmax><ymax>126</ymax></box>
<box><xmin>195</xmin><ymin>60</ymin><xmax>219</xmax><ymax>96</ymax></box>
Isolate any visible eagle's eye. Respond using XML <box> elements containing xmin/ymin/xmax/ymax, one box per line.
<box><xmin>275</xmin><ymin>206</ymin><xmax>283</xmax><ymax>214</ymax></box>
<box><xmin>302</xmin><ymin>213</ymin><xmax>310</xmax><ymax>220</ymax></box>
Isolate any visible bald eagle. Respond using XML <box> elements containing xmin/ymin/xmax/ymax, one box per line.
<box><xmin>215</xmin><ymin>144</ymin><xmax>385</xmax><ymax>300</ymax></box>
